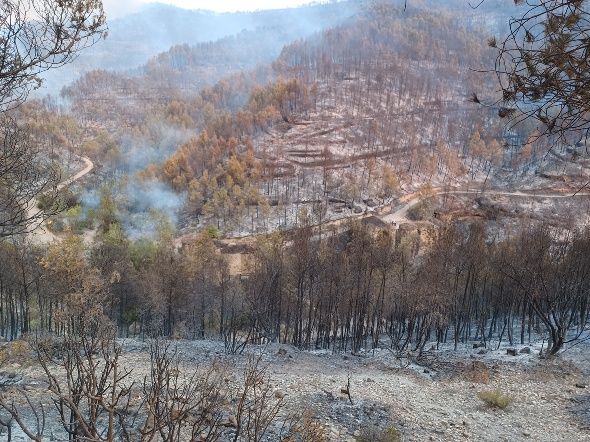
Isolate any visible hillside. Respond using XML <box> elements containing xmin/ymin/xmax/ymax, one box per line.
<box><xmin>39</xmin><ymin>0</ymin><xmax>589</xmax><ymax>240</ymax></box>
<box><xmin>36</xmin><ymin>1</ymin><xmax>363</xmax><ymax>96</ymax></box>
<box><xmin>3</xmin><ymin>1</ymin><xmax>590</xmax><ymax>441</ymax></box>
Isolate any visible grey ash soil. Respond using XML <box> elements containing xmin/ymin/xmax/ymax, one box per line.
<box><xmin>2</xmin><ymin>338</ymin><xmax>590</xmax><ymax>441</ymax></box>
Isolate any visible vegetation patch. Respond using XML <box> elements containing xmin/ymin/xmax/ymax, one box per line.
<box><xmin>358</xmin><ymin>426</ymin><xmax>402</xmax><ymax>442</ymax></box>
<box><xmin>478</xmin><ymin>390</ymin><xmax>513</xmax><ymax>410</ymax></box>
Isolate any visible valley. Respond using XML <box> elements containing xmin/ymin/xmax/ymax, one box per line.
<box><xmin>2</xmin><ymin>0</ymin><xmax>590</xmax><ymax>441</ymax></box>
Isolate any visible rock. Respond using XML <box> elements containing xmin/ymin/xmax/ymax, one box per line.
<box><xmin>274</xmin><ymin>389</ymin><xmax>286</xmax><ymax>399</ymax></box>
<box><xmin>0</xmin><ymin>371</ymin><xmax>22</xmax><ymax>385</ymax></box>
<box><xmin>473</xmin><ymin>342</ymin><xmax>485</xmax><ymax>349</ymax></box>
<box><xmin>523</xmin><ymin>431</ymin><xmax>531</xmax><ymax>437</ymax></box>
<box><xmin>506</xmin><ymin>348</ymin><xmax>518</xmax><ymax>356</ymax></box>
<box><xmin>478</xmin><ymin>349</ymin><xmax>487</xmax><ymax>355</ymax></box>
<box><xmin>227</xmin><ymin>415</ymin><xmax>238</xmax><ymax>428</ymax></box>
<box><xmin>365</xmin><ymin>378</ymin><xmax>375</xmax><ymax>383</ymax></box>
<box><xmin>575</xmin><ymin>383</ymin><xmax>588</xmax><ymax>389</ymax></box>
<box><xmin>353</xmin><ymin>429</ymin><xmax>361</xmax><ymax>437</ymax></box>
<box><xmin>423</xmin><ymin>369</ymin><xmax>431</xmax><ymax>374</ymax></box>
<box><xmin>277</xmin><ymin>348</ymin><xmax>288</xmax><ymax>356</ymax></box>
<box><xmin>322</xmin><ymin>389</ymin><xmax>336</xmax><ymax>400</ymax></box>
<box><xmin>520</xmin><ymin>347</ymin><xmax>531</xmax><ymax>354</ymax></box>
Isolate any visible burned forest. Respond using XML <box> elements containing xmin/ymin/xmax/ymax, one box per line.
<box><xmin>1</xmin><ymin>1</ymin><xmax>590</xmax><ymax>441</ymax></box>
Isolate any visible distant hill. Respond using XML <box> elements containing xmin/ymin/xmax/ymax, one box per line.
<box><xmin>36</xmin><ymin>1</ymin><xmax>362</xmax><ymax>96</ymax></box>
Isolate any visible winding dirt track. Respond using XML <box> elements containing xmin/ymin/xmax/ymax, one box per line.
<box><xmin>205</xmin><ymin>186</ymin><xmax>590</xmax><ymax>250</ymax></box>
<box><xmin>27</xmin><ymin>155</ymin><xmax>94</xmax><ymax>244</ymax></box>
<box><xmin>381</xmin><ymin>188</ymin><xmax>590</xmax><ymax>226</ymax></box>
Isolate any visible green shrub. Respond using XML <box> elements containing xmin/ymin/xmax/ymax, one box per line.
<box><xmin>37</xmin><ymin>194</ymin><xmax>56</xmax><ymax>211</ymax></box>
<box><xmin>358</xmin><ymin>426</ymin><xmax>402</xmax><ymax>442</ymax></box>
<box><xmin>205</xmin><ymin>226</ymin><xmax>220</xmax><ymax>239</ymax></box>
<box><xmin>478</xmin><ymin>390</ymin><xmax>513</xmax><ymax>410</ymax></box>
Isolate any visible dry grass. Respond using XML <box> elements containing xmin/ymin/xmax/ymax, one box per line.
<box><xmin>465</xmin><ymin>361</ymin><xmax>490</xmax><ymax>384</ymax></box>
<box><xmin>478</xmin><ymin>390</ymin><xmax>513</xmax><ymax>410</ymax></box>
<box><xmin>0</xmin><ymin>339</ymin><xmax>33</xmax><ymax>367</ymax></box>
<box><xmin>358</xmin><ymin>426</ymin><xmax>402</xmax><ymax>442</ymax></box>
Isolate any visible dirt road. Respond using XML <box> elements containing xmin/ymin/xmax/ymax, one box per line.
<box><xmin>27</xmin><ymin>155</ymin><xmax>94</xmax><ymax>244</ymax></box>
<box><xmin>381</xmin><ymin>188</ymin><xmax>590</xmax><ymax>226</ymax></box>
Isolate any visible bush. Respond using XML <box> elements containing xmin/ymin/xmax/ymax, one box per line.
<box><xmin>478</xmin><ymin>390</ymin><xmax>513</xmax><ymax>410</ymax></box>
<box><xmin>0</xmin><ymin>339</ymin><xmax>34</xmax><ymax>367</ymax></box>
<box><xmin>61</xmin><ymin>189</ymin><xmax>80</xmax><ymax>209</ymax></box>
<box><xmin>407</xmin><ymin>199</ymin><xmax>433</xmax><ymax>221</ymax></box>
<box><xmin>205</xmin><ymin>226</ymin><xmax>220</xmax><ymax>239</ymax></box>
<box><xmin>37</xmin><ymin>194</ymin><xmax>56</xmax><ymax>211</ymax></box>
<box><xmin>358</xmin><ymin>426</ymin><xmax>402</xmax><ymax>442</ymax></box>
